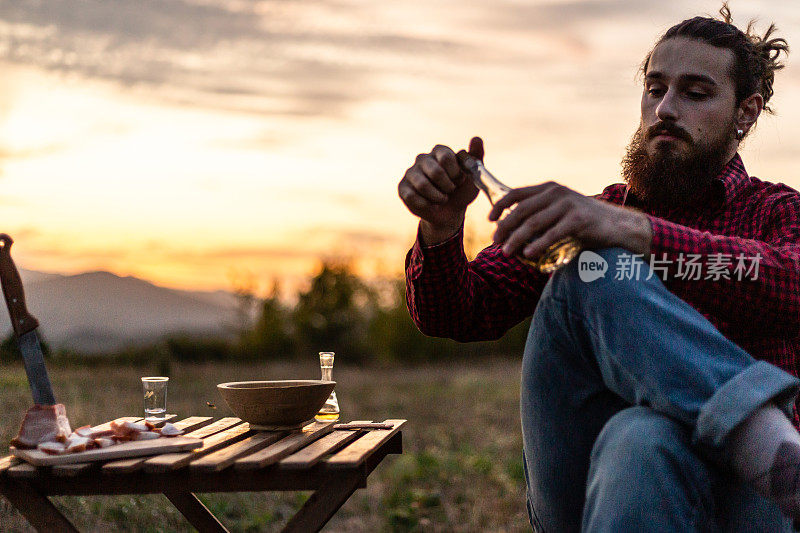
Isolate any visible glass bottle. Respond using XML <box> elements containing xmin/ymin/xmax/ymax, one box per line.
<box><xmin>315</xmin><ymin>351</ymin><xmax>340</xmax><ymax>422</ymax></box>
<box><xmin>459</xmin><ymin>154</ymin><xmax>580</xmax><ymax>273</ymax></box>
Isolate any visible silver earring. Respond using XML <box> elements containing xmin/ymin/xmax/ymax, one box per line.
<box><xmin>736</xmin><ymin>128</ymin><xmax>744</xmax><ymax>140</ymax></box>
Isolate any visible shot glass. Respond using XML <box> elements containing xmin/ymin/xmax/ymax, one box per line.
<box><xmin>141</xmin><ymin>376</ymin><xmax>168</xmax><ymax>423</ymax></box>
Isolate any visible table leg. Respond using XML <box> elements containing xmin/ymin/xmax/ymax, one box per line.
<box><xmin>0</xmin><ymin>478</ymin><xmax>78</xmax><ymax>532</ymax></box>
<box><xmin>164</xmin><ymin>491</ymin><xmax>230</xmax><ymax>533</ymax></box>
<box><xmin>282</xmin><ymin>470</ymin><xmax>363</xmax><ymax>533</ymax></box>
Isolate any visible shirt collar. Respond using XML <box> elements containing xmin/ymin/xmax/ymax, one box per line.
<box><xmin>714</xmin><ymin>152</ymin><xmax>749</xmax><ymax>207</ymax></box>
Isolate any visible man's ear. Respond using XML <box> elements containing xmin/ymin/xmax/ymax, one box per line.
<box><xmin>737</xmin><ymin>93</ymin><xmax>764</xmax><ymax>136</ymax></box>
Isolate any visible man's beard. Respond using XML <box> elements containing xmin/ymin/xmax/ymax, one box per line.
<box><xmin>621</xmin><ymin>120</ymin><xmax>736</xmax><ymax>210</ymax></box>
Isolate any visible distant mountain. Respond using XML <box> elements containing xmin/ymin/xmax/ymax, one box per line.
<box><xmin>0</xmin><ymin>270</ymin><xmax>242</xmax><ymax>353</ymax></box>
<box><xmin>19</xmin><ymin>269</ymin><xmax>65</xmax><ymax>285</ymax></box>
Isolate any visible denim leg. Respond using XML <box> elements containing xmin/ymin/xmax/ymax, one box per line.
<box><xmin>521</xmin><ymin>247</ymin><xmax>800</xmax><ymax>532</ymax></box>
<box><xmin>583</xmin><ymin>406</ymin><xmax>793</xmax><ymax>533</ymax></box>
<box><xmin>546</xmin><ymin>247</ymin><xmax>799</xmax><ymax>445</ymax></box>
<box><xmin>521</xmin><ymin>272</ymin><xmax>629</xmax><ymax>532</ymax></box>
<box><xmin>584</xmin><ymin>406</ymin><xmax>717</xmax><ymax>532</ymax></box>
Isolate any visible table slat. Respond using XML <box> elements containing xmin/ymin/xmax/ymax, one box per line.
<box><xmin>169</xmin><ymin>417</ymin><xmax>215</xmax><ymax>433</ymax></box>
<box><xmin>279</xmin><ymin>420</ymin><xmax>372</xmax><ymax>470</ymax></box>
<box><xmin>150</xmin><ymin>414</ymin><xmax>179</xmax><ymax>427</ymax></box>
<box><xmin>184</xmin><ymin>417</ymin><xmax>242</xmax><ymax>439</ymax></box>
<box><xmin>0</xmin><ymin>455</ymin><xmax>21</xmax><ymax>476</ymax></box>
<box><xmin>234</xmin><ymin>422</ymin><xmax>334</xmax><ymax>470</ymax></box>
<box><xmin>7</xmin><ymin>463</ymin><xmax>41</xmax><ymax>478</ymax></box>
<box><xmin>324</xmin><ymin>420</ymin><xmax>405</xmax><ymax>469</ymax></box>
<box><xmin>190</xmin><ymin>431</ymin><xmax>286</xmax><ymax>473</ymax></box>
<box><xmin>53</xmin><ymin>463</ymin><xmax>95</xmax><ymax>477</ymax></box>
<box><xmin>144</xmin><ymin>423</ymin><xmax>252</xmax><ymax>472</ymax></box>
<box><xmin>101</xmin><ymin>417</ymin><xmax>218</xmax><ymax>474</ymax></box>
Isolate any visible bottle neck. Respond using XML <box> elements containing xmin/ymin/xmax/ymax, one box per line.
<box><xmin>477</xmin><ymin>163</ymin><xmax>511</xmax><ymax>205</ymax></box>
<box><xmin>485</xmin><ymin>184</ymin><xmax>511</xmax><ymax>205</ymax></box>
<box><xmin>466</xmin><ymin>159</ymin><xmax>511</xmax><ymax>205</ymax></box>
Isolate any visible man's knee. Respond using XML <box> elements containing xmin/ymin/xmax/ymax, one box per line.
<box><xmin>584</xmin><ymin>406</ymin><xmax>714</xmax><ymax>530</ymax></box>
<box><xmin>591</xmin><ymin>405</ymin><xmax>692</xmax><ymax>469</ymax></box>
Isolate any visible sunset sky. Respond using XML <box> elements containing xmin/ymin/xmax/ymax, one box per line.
<box><xmin>2</xmin><ymin>0</ymin><xmax>800</xmax><ymax>296</ymax></box>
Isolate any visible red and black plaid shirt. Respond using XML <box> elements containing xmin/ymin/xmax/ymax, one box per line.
<box><xmin>406</xmin><ymin>153</ymin><xmax>800</xmax><ymax>386</ymax></box>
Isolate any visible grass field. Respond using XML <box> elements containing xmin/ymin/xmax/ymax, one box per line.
<box><xmin>0</xmin><ymin>358</ymin><xmax>530</xmax><ymax>532</ymax></box>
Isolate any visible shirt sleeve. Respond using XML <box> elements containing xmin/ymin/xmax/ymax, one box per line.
<box><xmin>405</xmin><ymin>224</ymin><xmax>548</xmax><ymax>342</ymax></box>
<box><xmin>647</xmin><ymin>191</ymin><xmax>800</xmax><ymax>337</ymax></box>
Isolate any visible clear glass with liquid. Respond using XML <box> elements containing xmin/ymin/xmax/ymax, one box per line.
<box><xmin>315</xmin><ymin>351</ymin><xmax>340</xmax><ymax>422</ymax></box>
<box><xmin>459</xmin><ymin>154</ymin><xmax>580</xmax><ymax>273</ymax></box>
<box><xmin>141</xmin><ymin>376</ymin><xmax>168</xmax><ymax>423</ymax></box>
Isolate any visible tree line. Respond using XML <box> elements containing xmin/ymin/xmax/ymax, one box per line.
<box><xmin>230</xmin><ymin>260</ymin><xmax>531</xmax><ymax>365</ymax></box>
<box><xmin>0</xmin><ymin>260</ymin><xmax>532</xmax><ymax>366</ymax></box>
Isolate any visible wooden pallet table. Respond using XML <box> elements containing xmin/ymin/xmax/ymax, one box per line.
<box><xmin>0</xmin><ymin>416</ymin><xmax>406</xmax><ymax>532</ymax></box>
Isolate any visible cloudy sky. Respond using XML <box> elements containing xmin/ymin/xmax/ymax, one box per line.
<box><xmin>2</xmin><ymin>0</ymin><xmax>800</xmax><ymax>295</ymax></box>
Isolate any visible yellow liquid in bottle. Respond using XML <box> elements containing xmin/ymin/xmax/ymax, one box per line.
<box><xmin>316</xmin><ymin>352</ymin><xmax>340</xmax><ymax>422</ymax></box>
<box><xmin>520</xmin><ymin>237</ymin><xmax>581</xmax><ymax>273</ymax></box>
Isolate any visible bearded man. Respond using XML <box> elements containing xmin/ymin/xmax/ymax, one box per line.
<box><xmin>398</xmin><ymin>6</ymin><xmax>800</xmax><ymax>532</ymax></box>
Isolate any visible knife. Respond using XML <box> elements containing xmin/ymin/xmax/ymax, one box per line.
<box><xmin>0</xmin><ymin>234</ymin><xmax>56</xmax><ymax>405</ymax></box>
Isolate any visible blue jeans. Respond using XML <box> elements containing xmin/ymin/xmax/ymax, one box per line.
<box><xmin>521</xmin><ymin>248</ymin><xmax>800</xmax><ymax>532</ymax></box>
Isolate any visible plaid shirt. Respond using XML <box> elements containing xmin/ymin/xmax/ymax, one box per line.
<box><xmin>406</xmin><ymin>154</ymin><xmax>800</xmax><ymax>398</ymax></box>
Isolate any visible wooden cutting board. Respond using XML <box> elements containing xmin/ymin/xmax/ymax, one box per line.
<box><xmin>11</xmin><ymin>436</ymin><xmax>203</xmax><ymax>466</ymax></box>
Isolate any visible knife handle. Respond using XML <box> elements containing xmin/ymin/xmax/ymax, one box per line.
<box><xmin>0</xmin><ymin>234</ymin><xmax>39</xmax><ymax>336</ymax></box>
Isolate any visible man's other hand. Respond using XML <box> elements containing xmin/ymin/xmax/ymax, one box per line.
<box><xmin>398</xmin><ymin>138</ymin><xmax>483</xmax><ymax>246</ymax></box>
<box><xmin>489</xmin><ymin>182</ymin><xmax>654</xmax><ymax>260</ymax></box>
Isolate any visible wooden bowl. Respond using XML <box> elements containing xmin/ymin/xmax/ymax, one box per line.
<box><xmin>217</xmin><ymin>380</ymin><xmax>336</xmax><ymax>430</ymax></box>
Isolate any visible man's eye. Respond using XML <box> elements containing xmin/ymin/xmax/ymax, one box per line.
<box><xmin>687</xmin><ymin>91</ymin><xmax>708</xmax><ymax>100</ymax></box>
<box><xmin>647</xmin><ymin>87</ymin><xmax>664</xmax><ymax>97</ymax></box>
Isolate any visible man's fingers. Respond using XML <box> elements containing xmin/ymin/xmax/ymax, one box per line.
<box><xmin>431</xmin><ymin>146</ymin><xmax>460</xmax><ymax>182</ymax></box>
<box><xmin>468</xmin><ymin>136</ymin><xmax>484</xmax><ymax>161</ymax></box>
<box><xmin>522</xmin><ymin>219</ymin><xmax>575</xmax><ymax>260</ymax></box>
<box><xmin>493</xmin><ymin>190</ymin><xmax>559</xmax><ymax>239</ymax></box>
<box><xmin>455</xmin><ymin>149</ymin><xmax>470</xmax><ymax>166</ymax></box>
<box><xmin>419</xmin><ymin>156</ymin><xmax>456</xmax><ymax>194</ymax></box>
<box><xmin>489</xmin><ymin>186</ymin><xmax>537</xmax><ymax>221</ymax></box>
<box><xmin>489</xmin><ymin>188</ymin><xmax>532</xmax><ymax>220</ymax></box>
<box><xmin>398</xmin><ymin>180</ymin><xmax>441</xmax><ymax>213</ymax></box>
<box><xmin>403</xmin><ymin>168</ymin><xmax>448</xmax><ymax>204</ymax></box>
<box><xmin>500</xmin><ymin>205</ymin><xmax>564</xmax><ymax>256</ymax></box>
<box><xmin>430</xmin><ymin>145</ymin><xmax>461</xmax><ymax>179</ymax></box>
<box><xmin>489</xmin><ymin>182</ymin><xmax>560</xmax><ymax>221</ymax></box>
<box><xmin>495</xmin><ymin>203</ymin><xmax>564</xmax><ymax>251</ymax></box>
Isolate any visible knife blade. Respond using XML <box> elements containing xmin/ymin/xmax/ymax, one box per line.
<box><xmin>0</xmin><ymin>234</ymin><xmax>56</xmax><ymax>405</ymax></box>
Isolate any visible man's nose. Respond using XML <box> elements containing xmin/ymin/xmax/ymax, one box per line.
<box><xmin>655</xmin><ymin>89</ymin><xmax>679</xmax><ymax>122</ymax></box>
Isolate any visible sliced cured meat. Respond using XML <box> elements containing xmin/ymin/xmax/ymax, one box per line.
<box><xmin>37</xmin><ymin>441</ymin><xmax>66</xmax><ymax>455</ymax></box>
<box><xmin>93</xmin><ymin>437</ymin><xmax>115</xmax><ymax>448</ymax></box>
<box><xmin>11</xmin><ymin>404</ymin><xmax>72</xmax><ymax>449</ymax></box>
<box><xmin>110</xmin><ymin>420</ymin><xmax>137</xmax><ymax>439</ymax></box>
<box><xmin>65</xmin><ymin>436</ymin><xmax>90</xmax><ymax>453</ymax></box>
<box><xmin>74</xmin><ymin>425</ymin><xmax>93</xmax><ymax>438</ymax></box>
<box><xmin>123</xmin><ymin>421</ymin><xmax>149</xmax><ymax>432</ymax></box>
<box><xmin>158</xmin><ymin>423</ymin><xmax>183</xmax><ymax>437</ymax></box>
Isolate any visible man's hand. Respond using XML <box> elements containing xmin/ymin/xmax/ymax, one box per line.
<box><xmin>398</xmin><ymin>138</ymin><xmax>484</xmax><ymax>245</ymax></box>
<box><xmin>489</xmin><ymin>182</ymin><xmax>653</xmax><ymax>260</ymax></box>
